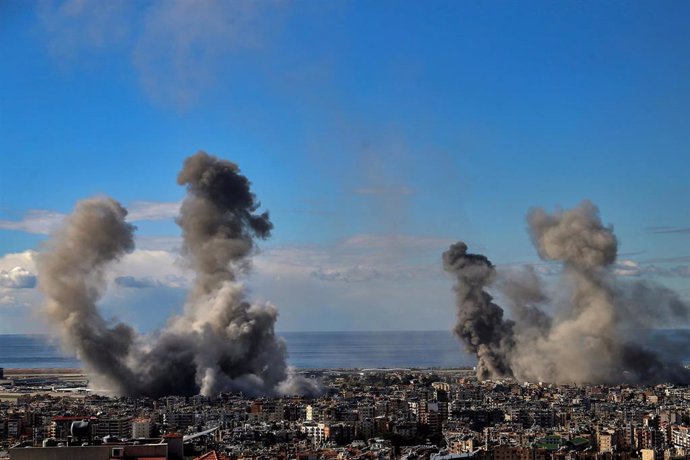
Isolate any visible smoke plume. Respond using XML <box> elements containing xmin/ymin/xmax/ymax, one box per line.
<box><xmin>442</xmin><ymin>243</ymin><xmax>515</xmax><ymax>380</ymax></box>
<box><xmin>38</xmin><ymin>151</ymin><xmax>320</xmax><ymax>397</ymax></box>
<box><xmin>38</xmin><ymin>198</ymin><xmax>139</xmax><ymax>394</ymax></box>
<box><xmin>444</xmin><ymin>200</ymin><xmax>690</xmax><ymax>384</ymax></box>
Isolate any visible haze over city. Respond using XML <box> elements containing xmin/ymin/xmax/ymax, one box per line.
<box><xmin>1</xmin><ymin>0</ymin><xmax>689</xmax><ymax>340</ymax></box>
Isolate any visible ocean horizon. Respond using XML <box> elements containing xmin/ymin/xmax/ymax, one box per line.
<box><xmin>0</xmin><ymin>330</ymin><xmax>475</xmax><ymax>370</ymax></box>
<box><xmin>2</xmin><ymin>329</ymin><xmax>688</xmax><ymax>370</ymax></box>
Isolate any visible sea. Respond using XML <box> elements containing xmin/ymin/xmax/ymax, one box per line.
<box><xmin>2</xmin><ymin>329</ymin><xmax>687</xmax><ymax>370</ymax></box>
<box><xmin>0</xmin><ymin>331</ymin><xmax>475</xmax><ymax>370</ymax></box>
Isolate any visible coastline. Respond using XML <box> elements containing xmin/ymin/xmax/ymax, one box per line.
<box><xmin>3</xmin><ymin>368</ymin><xmax>83</xmax><ymax>376</ymax></box>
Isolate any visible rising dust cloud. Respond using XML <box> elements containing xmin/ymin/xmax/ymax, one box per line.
<box><xmin>444</xmin><ymin>201</ymin><xmax>690</xmax><ymax>385</ymax></box>
<box><xmin>37</xmin><ymin>155</ymin><xmax>689</xmax><ymax>392</ymax></box>
<box><xmin>38</xmin><ymin>151</ymin><xmax>320</xmax><ymax>397</ymax></box>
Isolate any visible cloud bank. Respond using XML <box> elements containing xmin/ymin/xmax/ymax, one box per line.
<box><xmin>0</xmin><ymin>201</ymin><xmax>180</xmax><ymax>235</ymax></box>
<box><xmin>0</xmin><ymin>267</ymin><xmax>37</xmax><ymax>289</ymax></box>
<box><xmin>38</xmin><ymin>0</ymin><xmax>280</xmax><ymax>106</ymax></box>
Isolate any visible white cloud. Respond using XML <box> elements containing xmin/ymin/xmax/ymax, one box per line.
<box><xmin>614</xmin><ymin>259</ymin><xmax>642</xmax><ymax>277</ymax></box>
<box><xmin>0</xmin><ymin>252</ymin><xmax>40</xmax><ymax>323</ymax></box>
<box><xmin>0</xmin><ymin>210</ymin><xmax>65</xmax><ymax>234</ymax></box>
<box><xmin>339</xmin><ymin>233</ymin><xmax>453</xmax><ymax>250</ymax></box>
<box><xmin>0</xmin><ymin>295</ymin><xmax>17</xmax><ymax>305</ymax></box>
<box><xmin>38</xmin><ymin>0</ymin><xmax>279</xmax><ymax>107</ymax></box>
<box><xmin>0</xmin><ymin>253</ymin><xmax>38</xmax><ymax>301</ymax></box>
<box><xmin>0</xmin><ymin>267</ymin><xmax>37</xmax><ymax>289</ymax></box>
<box><xmin>108</xmin><ymin>249</ymin><xmax>191</xmax><ymax>289</ymax></box>
<box><xmin>498</xmin><ymin>258</ymin><xmax>690</xmax><ymax>279</ymax></box>
<box><xmin>613</xmin><ymin>259</ymin><xmax>690</xmax><ymax>278</ymax></box>
<box><xmin>0</xmin><ymin>234</ymin><xmax>454</xmax><ymax>332</ymax></box>
<box><xmin>38</xmin><ymin>0</ymin><xmax>132</xmax><ymax>60</ymax></box>
<box><xmin>0</xmin><ymin>251</ymin><xmax>37</xmax><ymax>273</ymax></box>
<box><xmin>128</xmin><ymin>201</ymin><xmax>180</xmax><ymax>221</ymax></box>
<box><xmin>0</xmin><ymin>246</ymin><xmax>190</xmax><ymax>291</ymax></box>
<box><xmin>0</xmin><ymin>201</ymin><xmax>181</xmax><ymax>235</ymax></box>
<box><xmin>646</xmin><ymin>226</ymin><xmax>690</xmax><ymax>235</ymax></box>
<box><xmin>528</xmin><ymin>263</ymin><xmax>562</xmax><ymax>276</ymax></box>
<box><xmin>250</xmin><ymin>238</ymin><xmax>455</xmax><ymax>331</ymax></box>
<box><xmin>0</xmin><ymin>253</ymin><xmax>39</xmax><ymax>318</ymax></box>
<box><xmin>0</xmin><ymin>287</ymin><xmax>32</xmax><ymax>310</ymax></box>
<box><xmin>135</xmin><ymin>236</ymin><xmax>183</xmax><ymax>251</ymax></box>
<box><xmin>114</xmin><ymin>274</ymin><xmax>188</xmax><ymax>289</ymax></box>
<box><xmin>0</xmin><ymin>247</ymin><xmax>192</xmax><ymax>332</ymax></box>
<box><xmin>310</xmin><ymin>264</ymin><xmax>436</xmax><ymax>283</ymax></box>
<box><xmin>134</xmin><ymin>0</ymin><xmax>269</xmax><ymax>106</ymax></box>
<box><xmin>255</xmin><ymin>233</ymin><xmax>450</xmax><ymax>284</ymax></box>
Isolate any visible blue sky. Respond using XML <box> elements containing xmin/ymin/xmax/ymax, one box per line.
<box><xmin>0</xmin><ymin>0</ymin><xmax>688</xmax><ymax>333</ymax></box>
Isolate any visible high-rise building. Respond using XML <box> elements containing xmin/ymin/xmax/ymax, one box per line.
<box><xmin>131</xmin><ymin>418</ymin><xmax>152</xmax><ymax>439</ymax></box>
<box><xmin>94</xmin><ymin>418</ymin><xmax>132</xmax><ymax>439</ymax></box>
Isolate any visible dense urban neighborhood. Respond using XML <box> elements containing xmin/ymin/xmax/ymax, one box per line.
<box><xmin>3</xmin><ymin>367</ymin><xmax>690</xmax><ymax>459</ymax></box>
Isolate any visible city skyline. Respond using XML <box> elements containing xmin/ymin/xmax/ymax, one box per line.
<box><xmin>1</xmin><ymin>1</ymin><xmax>689</xmax><ymax>334</ymax></box>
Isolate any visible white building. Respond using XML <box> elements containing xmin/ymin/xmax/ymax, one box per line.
<box><xmin>300</xmin><ymin>421</ymin><xmax>327</xmax><ymax>444</ymax></box>
<box><xmin>131</xmin><ymin>418</ymin><xmax>152</xmax><ymax>438</ymax></box>
<box><xmin>671</xmin><ymin>426</ymin><xmax>690</xmax><ymax>449</ymax></box>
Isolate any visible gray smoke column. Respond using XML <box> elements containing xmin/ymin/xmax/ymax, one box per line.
<box><xmin>176</xmin><ymin>152</ymin><xmax>273</xmax><ymax>295</ymax></box>
<box><xmin>138</xmin><ymin>151</ymin><xmax>311</xmax><ymax>397</ymax></box>
<box><xmin>442</xmin><ymin>242</ymin><xmax>515</xmax><ymax>380</ymax></box>
<box><xmin>445</xmin><ymin>201</ymin><xmax>690</xmax><ymax>384</ymax></box>
<box><xmin>528</xmin><ymin>201</ymin><xmax>617</xmax><ymax>271</ymax></box>
<box><xmin>38</xmin><ymin>152</ymin><xmax>320</xmax><ymax>397</ymax></box>
<box><xmin>37</xmin><ymin>198</ymin><xmax>139</xmax><ymax>394</ymax></box>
